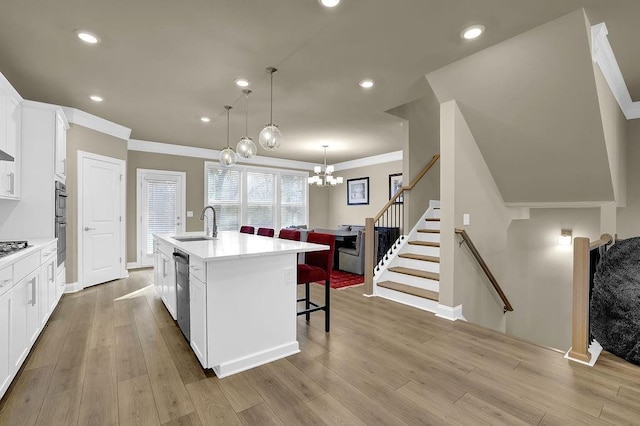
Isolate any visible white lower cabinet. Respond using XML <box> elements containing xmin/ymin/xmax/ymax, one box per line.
<box><xmin>10</xmin><ymin>275</ymin><xmax>28</xmax><ymax>371</ymax></box>
<box><xmin>154</xmin><ymin>240</ymin><xmax>177</xmax><ymax>320</ymax></box>
<box><xmin>189</xmin><ymin>274</ymin><xmax>207</xmax><ymax>366</ymax></box>
<box><xmin>0</xmin><ymin>290</ymin><xmax>11</xmax><ymax>394</ymax></box>
<box><xmin>0</xmin><ymin>241</ymin><xmax>62</xmax><ymax>400</ymax></box>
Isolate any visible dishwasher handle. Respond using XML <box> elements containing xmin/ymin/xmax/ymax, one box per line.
<box><xmin>173</xmin><ymin>251</ymin><xmax>189</xmax><ymax>264</ymax></box>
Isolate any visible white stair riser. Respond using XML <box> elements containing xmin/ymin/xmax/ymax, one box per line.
<box><xmin>423</xmin><ymin>221</ymin><xmax>440</xmax><ymax>231</ymax></box>
<box><xmin>407</xmin><ymin>245</ymin><xmax>440</xmax><ymax>257</ymax></box>
<box><xmin>398</xmin><ymin>258</ymin><xmax>439</xmax><ymax>273</ymax></box>
<box><xmin>374</xmin><ymin>286</ymin><xmax>439</xmax><ymax>314</ymax></box>
<box><xmin>432</xmin><ymin>209</ymin><xmax>441</xmax><ymax>219</ymax></box>
<box><xmin>383</xmin><ymin>272</ymin><xmax>440</xmax><ymax>292</ymax></box>
<box><xmin>416</xmin><ymin>232</ymin><xmax>440</xmax><ymax>243</ymax></box>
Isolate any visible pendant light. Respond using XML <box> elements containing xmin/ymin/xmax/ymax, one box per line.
<box><xmin>219</xmin><ymin>105</ymin><xmax>237</xmax><ymax>168</ymax></box>
<box><xmin>236</xmin><ymin>89</ymin><xmax>257</xmax><ymax>160</ymax></box>
<box><xmin>258</xmin><ymin>67</ymin><xmax>283</xmax><ymax>151</ymax></box>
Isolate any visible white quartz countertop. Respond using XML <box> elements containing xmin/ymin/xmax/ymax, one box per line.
<box><xmin>0</xmin><ymin>239</ymin><xmax>57</xmax><ymax>269</ymax></box>
<box><xmin>155</xmin><ymin>231</ymin><xmax>328</xmax><ymax>261</ymax></box>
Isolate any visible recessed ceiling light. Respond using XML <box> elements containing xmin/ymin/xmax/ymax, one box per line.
<box><xmin>318</xmin><ymin>0</ymin><xmax>341</xmax><ymax>7</ymax></box>
<box><xmin>76</xmin><ymin>30</ymin><xmax>100</xmax><ymax>44</ymax></box>
<box><xmin>200</xmin><ymin>117</ymin><xmax>211</xmax><ymax>123</ymax></box>
<box><xmin>234</xmin><ymin>78</ymin><xmax>250</xmax><ymax>87</ymax></box>
<box><xmin>89</xmin><ymin>95</ymin><xmax>103</xmax><ymax>102</ymax></box>
<box><xmin>461</xmin><ymin>25</ymin><xmax>485</xmax><ymax>40</ymax></box>
<box><xmin>359</xmin><ymin>79</ymin><xmax>375</xmax><ymax>89</ymax></box>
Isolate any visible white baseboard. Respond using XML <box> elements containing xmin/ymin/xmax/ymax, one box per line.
<box><xmin>212</xmin><ymin>342</ymin><xmax>300</xmax><ymax>378</ymax></box>
<box><xmin>64</xmin><ymin>282</ymin><xmax>83</xmax><ymax>293</ymax></box>
<box><xmin>127</xmin><ymin>262</ymin><xmax>141</xmax><ymax>269</ymax></box>
<box><xmin>564</xmin><ymin>340</ymin><xmax>603</xmax><ymax>367</ymax></box>
<box><xmin>435</xmin><ymin>304</ymin><xmax>465</xmax><ymax>321</ymax></box>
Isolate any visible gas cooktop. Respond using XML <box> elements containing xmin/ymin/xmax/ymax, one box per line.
<box><xmin>0</xmin><ymin>241</ymin><xmax>29</xmax><ymax>258</ymax></box>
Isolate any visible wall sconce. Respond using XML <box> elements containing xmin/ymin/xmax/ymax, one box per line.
<box><xmin>559</xmin><ymin>229</ymin><xmax>573</xmax><ymax>246</ymax></box>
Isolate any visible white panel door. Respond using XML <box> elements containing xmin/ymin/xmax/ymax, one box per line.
<box><xmin>138</xmin><ymin>170</ymin><xmax>185</xmax><ymax>267</ymax></box>
<box><xmin>81</xmin><ymin>156</ymin><xmax>123</xmax><ymax>287</ymax></box>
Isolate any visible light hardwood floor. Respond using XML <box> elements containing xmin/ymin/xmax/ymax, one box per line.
<box><xmin>1</xmin><ymin>269</ymin><xmax>640</xmax><ymax>425</ymax></box>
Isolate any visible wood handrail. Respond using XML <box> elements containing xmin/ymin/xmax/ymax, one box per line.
<box><xmin>589</xmin><ymin>233</ymin><xmax>612</xmax><ymax>250</ymax></box>
<box><xmin>373</xmin><ymin>154</ymin><xmax>440</xmax><ymax>222</ymax></box>
<box><xmin>455</xmin><ymin>228</ymin><xmax>514</xmax><ymax>313</ymax></box>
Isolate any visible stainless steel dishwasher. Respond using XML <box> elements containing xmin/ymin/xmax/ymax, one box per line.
<box><xmin>173</xmin><ymin>249</ymin><xmax>190</xmax><ymax>341</ymax></box>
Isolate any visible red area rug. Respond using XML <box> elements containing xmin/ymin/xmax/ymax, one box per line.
<box><xmin>316</xmin><ymin>270</ymin><xmax>364</xmax><ymax>290</ymax></box>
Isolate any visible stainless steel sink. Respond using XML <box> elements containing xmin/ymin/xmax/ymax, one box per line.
<box><xmin>172</xmin><ymin>236</ymin><xmax>215</xmax><ymax>242</ymax></box>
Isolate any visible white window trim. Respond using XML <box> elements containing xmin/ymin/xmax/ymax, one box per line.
<box><xmin>203</xmin><ymin>161</ymin><xmax>309</xmax><ymax>231</ymax></box>
<box><xmin>136</xmin><ymin>168</ymin><xmax>187</xmax><ymax>267</ymax></box>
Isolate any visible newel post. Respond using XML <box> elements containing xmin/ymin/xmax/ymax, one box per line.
<box><xmin>364</xmin><ymin>217</ymin><xmax>375</xmax><ymax>295</ymax></box>
<box><xmin>568</xmin><ymin>237</ymin><xmax>592</xmax><ymax>363</ymax></box>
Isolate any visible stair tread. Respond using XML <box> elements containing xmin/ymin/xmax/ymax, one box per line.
<box><xmin>398</xmin><ymin>253</ymin><xmax>440</xmax><ymax>263</ymax></box>
<box><xmin>425</xmin><ymin>218</ymin><xmax>440</xmax><ymax>221</ymax></box>
<box><xmin>417</xmin><ymin>229</ymin><xmax>440</xmax><ymax>234</ymax></box>
<box><xmin>377</xmin><ymin>281</ymin><xmax>439</xmax><ymax>301</ymax></box>
<box><xmin>408</xmin><ymin>241</ymin><xmax>440</xmax><ymax>247</ymax></box>
<box><xmin>388</xmin><ymin>267</ymin><xmax>439</xmax><ymax>280</ymax></box>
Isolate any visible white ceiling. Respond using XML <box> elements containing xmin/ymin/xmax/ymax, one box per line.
<box><xmin>0</xmin><ymin>0</ymin><xmax>638</xmax><ymax>164</ymax></box>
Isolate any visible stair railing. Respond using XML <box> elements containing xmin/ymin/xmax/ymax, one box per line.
<box><xmin>364</xmin><ymin>154</ymin><xmax>440</xmax><ymax>294</ymax></box>
<box><xmin>455</xmin><ymin>228</ymin><xmax>513</xmax><ymax>313</ymax></box>
<box><xmin>567</xmin><ymin>233</ymin><xmax>612</xmax><ymax>364</ymax></box>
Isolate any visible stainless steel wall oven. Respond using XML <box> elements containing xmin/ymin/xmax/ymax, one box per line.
<box><xmin>55</xmin><ymin>181</ymin><xmax>67</xmax><ymax>265</ymax></box>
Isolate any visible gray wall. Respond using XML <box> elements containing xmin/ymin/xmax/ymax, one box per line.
<box><xmin>617</xmin><ymin>119</ymin><xmax>640</xmax><ymax>239</ymax></box>
<box><xmin>387</xmin><ymin>86</ymin><xmax>441</xmax><ymax>227</ymax></box>
<box><xmin>505</xmin><ymin>208</ymin><xmax>600</xmax><ymax>350</ymax></box>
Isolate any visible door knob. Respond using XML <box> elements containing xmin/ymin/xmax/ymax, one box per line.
<box><xmin>84</xmin><ymin>226</ymin><xmax>96</xmax><ymax>231</ymax></box>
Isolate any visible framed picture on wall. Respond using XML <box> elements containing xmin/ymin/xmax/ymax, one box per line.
<box><xmin>347</xmin><ymin>177</ymin><xmax>369</xmax><ymax>205</ymax></box>
<box><xmin>389</xmin><ymin>173</ymin><xmax>403</xmax><ymax>203</ymax></box>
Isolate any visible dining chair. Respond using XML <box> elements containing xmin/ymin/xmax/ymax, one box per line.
<box><xmin>296</xmin><ymin>232</ymin><xmax>335</xmax><ymax>332</ymax></box>
<box><xmin>278</xmin><ymin>229</ymin><xmax>301</xmax><ymax>241</ymax></box>
<box><xmin>239</xmin><ymin>226</ymin><xmax>255</xmax><ymax>234</ymax></box>
<box><xmin>257</xmin><ymin>227</ymin><xmax>275</xmax><ymax>237</ymax></box>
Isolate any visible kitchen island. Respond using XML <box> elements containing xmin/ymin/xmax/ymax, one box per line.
<box><xmin>153</xmin><ymin>231</ymin><xmax>328</xmax><ymax>378</ymax></box>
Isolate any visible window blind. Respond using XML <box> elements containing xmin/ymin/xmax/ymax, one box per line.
<box><xmin>280</xmin><ymin>174</ymin><xmax>306</xmax><ymax>228</ymax></box>
<box><xmin>247</xmin><ymin>171</ymin><xmax>275</xmax><ymax>227</ymax></box>
<box><xmin>207</xmin><ymin>168</ymin><xmax>241</xmax><ymax>231</ymax></box>
<box><xmin>145</xmin><ymin>179</ymin><xmax>177</xmax><ymax>254</ymax></box>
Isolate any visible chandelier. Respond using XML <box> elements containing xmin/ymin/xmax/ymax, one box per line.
<box><xmin>308</xmin><ymin>145</ymin><xmax>343</xmax><ymax>187</ymax></box>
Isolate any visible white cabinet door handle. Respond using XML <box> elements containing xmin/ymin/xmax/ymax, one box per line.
<box><xmin>84</xmin><ymin>227</ymin><xmax>96</xmax><ymax>231</ymax></box>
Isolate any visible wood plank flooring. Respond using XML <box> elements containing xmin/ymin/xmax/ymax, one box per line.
<box><xmin>2</xmin><ymin>269</ymin><xmax>640</xmax><ymax>425</ymax></box>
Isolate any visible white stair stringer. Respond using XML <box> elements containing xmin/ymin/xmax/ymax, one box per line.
<box><xmin>374</xmin><ymin>200</ymin><xmax>441</xmax><ymax>313</ymax></box>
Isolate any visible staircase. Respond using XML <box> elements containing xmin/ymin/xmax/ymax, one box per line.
<box><xmin>374</xmin><ymin>201</ymin><xmax>441</xmax><ymax>313</ymax></box>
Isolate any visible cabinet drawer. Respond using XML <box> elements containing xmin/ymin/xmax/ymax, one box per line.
<box><xmin>14</xmin><ymin>251</ymin><xmax>40</xmax><ymax>283</ymax></box>
<box><xmin>189</xmin><ymin>257</ymin><xmax>206</xmax><ymax>282</ymax></box>
<box><xmin>0</xmin><ymin>265</ymin><xmax>12</xmax><ymax>297</ymax></box>
<box><xmin>156</xmin><ymin>239</ymin><xmax>173</xmax><ymax>257</ymax></box>
<box><xmin>40</xmin><ymin>242</ymin><xmax>57</xmax><ymax>264</ymax></box>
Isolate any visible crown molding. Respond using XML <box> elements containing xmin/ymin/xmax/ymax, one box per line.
<box><xmin>128</xmin><ymin>139</ymin><xmax>402</xmax><ymax>171</ymax></box>
<box><xmin>128</xmin><ymin>139</ymin><xmax>319</xmax><ymax>170</ymax></box>
<box><xmin>0</xmin><ymin>72</ymin><xmax>22</xmax><ymax>101</ymax></box>
<box><xmin>61</xmin><ymin>107</ymin><xmax>132</xmax><ymax>140</ymax></box>
<box><xmin>591</xmin><ymin>22</ymin><xmax>640</xmax><ymax>120</ymax></box>
<box><xmin>333</xmin><ymin>150</ymin><xmax>403</xmax><ymax>171</ymax></box>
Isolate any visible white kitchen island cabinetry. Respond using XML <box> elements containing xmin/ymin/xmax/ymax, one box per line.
<box><xmin>153</xmin><ymin>231</ymin><xmax>328</xmax><ymax>378</ymax></box>
<box><xmin>0</xmin><ymin>239</ymin><xmax>60</xmax><ymax>399</ymax></box>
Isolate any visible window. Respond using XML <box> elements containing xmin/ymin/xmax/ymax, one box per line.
<box><xmin>205</xmin><ymin>162</ymin><xmax>308</xmax><ymax>231</ymax></box>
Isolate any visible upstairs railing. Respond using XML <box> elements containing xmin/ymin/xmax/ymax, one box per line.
<box><xmin>364</xmin><ymin>154</ymin><xmax>440</xmax><ymax>294</ymax></box>
<box><xmin>455</xmin><ymin>228</ymin><xmax>513</xmax><ymax>313</ymax></box>
<box><xmin>568</xmin><ymin>233</ymin><xmax>612</xmax><ymax>364</ymax></box>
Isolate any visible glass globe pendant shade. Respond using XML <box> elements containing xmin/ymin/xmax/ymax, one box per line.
<box><xmin>219</xmin><ymin>105</ymin><xmax>237</xmax><ymax>168</ymax></box>
<box><xmin>259</xmin><ymin>124</ymin><xmax>283</xmax><ymax>151</ymax></box>
<box><xmin>236</xmin><ymin>136</ymin><xmax>257</xmax><ymax>159</ymax></box>
<box><xmin>219</xmin><ymin>147</ymin><xmax>237</xmax><ymax>167</ymax></box>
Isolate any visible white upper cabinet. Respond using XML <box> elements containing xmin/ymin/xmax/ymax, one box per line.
<box><xmin>0</xmin><ymin>73</ymin><xmax>23</xmax><ymax>200</ymax></box>
<box><xmin>54</xmin><ymin>111</ymin><xmax>66</xmax><ymax>180</ymax></box>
